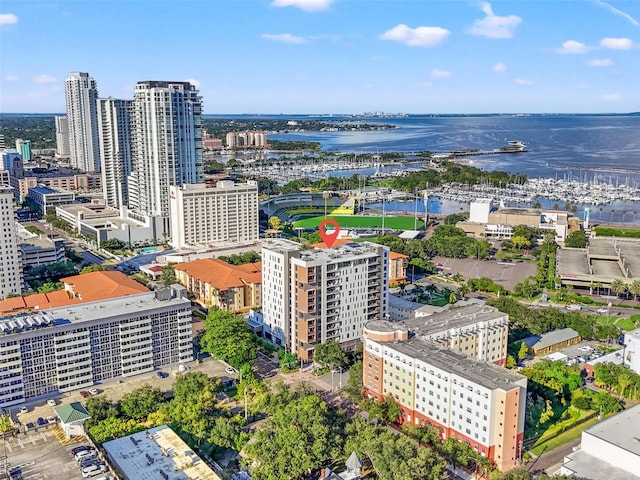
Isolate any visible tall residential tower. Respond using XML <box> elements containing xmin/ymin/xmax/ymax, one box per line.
<box><xmin>128</xmin><ymin>81</ymin><xmax>203</xmax><ymax>233</ymax></box>
<box><xmin>97</xmin><ymin>98</ymin><xmax>132</xmax><ymax>208</ymax></box>
<box><xmin>0</xmin><ymin>185</ymin><xmax>22</xmax><ymax>299</ymax></box>
<box><xmin>64</xmin><ymin>72</ymin><xmax>101</xmax><ymax>172</ymax></box>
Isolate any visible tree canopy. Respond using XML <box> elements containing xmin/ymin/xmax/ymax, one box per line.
<box><xmin>199</xmin><ymin>310</ymin><xmax>257</xmax><ymax>368</ymax></box>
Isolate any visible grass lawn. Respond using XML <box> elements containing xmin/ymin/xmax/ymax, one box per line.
<box><xmin>594</xmin><ymin>226</ymin><xmax>640</xmax><ymax>238</ymax></box>
<box><xmin>293</xmin><ymin>215</ymin><xmax>423</xmax><ymax>230</ymax></box>
<box><xmin>596</xmin><ymin>315</ymin><xmax>637</xmax><ymax>331</ymax></box>
<box><xmin>531</xmin><ymin>412</ymin><xmax>599</xmax><ymax>456</ymax></box>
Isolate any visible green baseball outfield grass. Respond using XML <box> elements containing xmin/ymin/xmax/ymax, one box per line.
<box><xmin>293</xmin><ymin>215</ymin><xmax>423</xmax><ymax>230</ymax></box>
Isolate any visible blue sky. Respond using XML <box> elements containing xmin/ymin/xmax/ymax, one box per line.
<box><xmin>1</xmin><ymin>0</ymin><xmax>639</xmax><ymax>114</ymax></box>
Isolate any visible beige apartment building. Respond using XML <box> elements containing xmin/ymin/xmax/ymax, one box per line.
<box><xmin>225</xmin><ymin>131</ymin><xmax>267</xmax><ymax>149</ymax></box>
<box><xmin>261</xmin><ymin>241</ymin><xmax>389</xmax><ymax>360</ymax></box>
<box><xmin>363</xmin><ymin>321</ymin><xmax>527</xmax><ymax>472</ymax></box>
<box><xmin>169</xmin><ymin>180</ymin><xmax>259</xmax><ymax>249</ymax></box>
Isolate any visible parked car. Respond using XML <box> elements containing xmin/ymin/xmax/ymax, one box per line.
<box><xmin>89</xmin><ymin>388</ymin><xmax>99</xmax><ymax>396</ymax></box>
<box><xmin>83</xmin><ymin>465</ymin><xmax>107</xmax><ymax>478</ymax></box>
<box><xmin>75</xmin><ymin>450</ymin><xmax>96</xmax><ymax>462</ymax></box>
<box><xmin>19</xmin><ymin>406</ymin><xmax>28</xmax><ymax>414</ymax></box>
<box><xmin>47</xmin><ymin>399</ymin><xmax>57</xmax><ymax>407</ymax></box>
<box><xmin>47</xmin><ymin>416</ymin><xmax>57</xmax><ymax>424</ymax></box>
<box><xmin>80</xmin><ymin>458</ymin><xmax>102</xmax><ymax>469</ymax></box>
<box><xmin>156</xmin><ymin>371</ymin><xmax>168</xmax><ymax>379</ymax></box>
<box><xmin>37</xmin><ymin>417</ymin><xmax>46</xmax><ymax>427</ymax></box>
<box><xmin>25</xmin><ymin>422</ymin><xmax>35</xmax><ymax>432</ymax></box>
<box><xmin>596</xmin><ymin>308</ymin><xmax>609</xmax><ymax>314</ymax></box>
<box><xmin>71</xmin><ymin>445</ymin><xmax>94</xmax><ymax>456</ymax></box>
<box><xmin>80</xmin><ymin>391</ymin><xmax>90</xmax><ymax>398</ymax></box>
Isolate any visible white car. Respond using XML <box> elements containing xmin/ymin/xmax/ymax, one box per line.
<box><xmin>19</xmin><ymin>406</ymin><xmax>28</xmax><ymax>414</ymax></box>
<box><xmin>89</xmin><ymin>388</ymin><xmax>99</xmax><ymax>395</ymax></box>
<box><xmin>596</xmin><ymin>308</ymin><xmax>609</xmax><ymax>314</ymax></box>
<box><xmin>225</xmin><ymin>367</ymin><xmax>237</xmax><ymax>375</ymax></box>
<box><xmin>47</xmin><ymin>399</ymin><xmax>57</xmax><ymax>407</ymax></box>
<box><xmin>83</xmin><ymin>465</ymin><xmax>107</xmax><ymax>478</ymax></box>
<box><xmin>567</xmin><ymin>304</ymin><xmax>582</xmax><ymax>311</ymax></box>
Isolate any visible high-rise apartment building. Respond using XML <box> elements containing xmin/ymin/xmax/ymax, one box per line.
<box><xmin>168</xmin><ymin>180</ymin><xmax>259</xmax><ymax>249</ymax></box>
<box><xmin>225</xmin><ymin>131</ymin><xmax>267</xmax><ymax>149</ymax></box>
<box><xmin>0</xmin><ymin>185</ymin><xmax>23</xmax><ymax>299</ymax></box>
<box><xmin>363</xmin><ymin>321</ymin><xmax>527</xmax><ymax>472</ymax></box>
<box><xmin>65</xmin><ymin>72</ymin><xmax>101</xmax><ymax>172</ymax></box>
<box><xmin>55</xmin><ymin>115</ymin><xmax>71</xmax><ymax>158</ymax></box>
<box><xmin>0</xmin><ymin>284</ymin><xmax>192</xmax><ymax>407</ymax></box>
<box><xmin>128</xmin><ymin>81</ymin><xmax>203</xmax><ymax>231</ymax></box>
<box><xmin>15</xmin><ymin>139</ymin><xmax>32</xmax><ymax>161</ymax></box>
<box><xmin>97</xmin><ymin>98</ymin><xmax>132</xmax><ymax>208</ymax></box>
<box><xmin>261</xmin><ymin>242</ymin><xmax>389</xmax><ymax>360</ymax></box>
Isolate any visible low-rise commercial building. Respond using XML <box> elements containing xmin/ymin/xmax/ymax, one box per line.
<box><xmin>0</xmin><ymin>283</ymin><xmax>192</xmax><ymax>407</ymax></box>
<box><xmin>363</xmin><ymin>321</ymin><xmax>527</xmax><ymax>472</ymax></box>
<box><xmin>16</xmin><ymin>224</ymin><xmax>66</xmax><ymax>267</ymax></box>
<box><xmin>458</xmin><ymin>199</ymin><xmax>573</xmax><ymax>242</ymax></box>
<box><xmin>173</xmin><ymin>258</ymin><xmax>262</xmax><ymax>312</ymax></box>
<box><xmin>561</xmin><ymin>403</ymin><xmax>640</xmax><ymax>480</ymax></box>
<box><xmin>523</xmin><ymin>328</ymin><xmax>581</xmax><ymax>356</ymax></box>
<box><xmin>27</xmin><ymin>185</ymin><xmax>76</xmax><ymax>214</ymax></box>
<box><xmin>104</xmin><ymin>425</ymin><xmax>221</xmax><ymax>480</ymax></box>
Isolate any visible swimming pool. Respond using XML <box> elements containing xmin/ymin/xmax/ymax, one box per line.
<box><xmin>137</xmin><ymin>247</ymin><xmax>158</xmax><ymax>254</ymax></box>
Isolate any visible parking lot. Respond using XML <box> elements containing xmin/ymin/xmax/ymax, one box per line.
<box><xmin>431</xmin><ymin>256</ymin><xmax>537</xmax><ymax>291</ymax></box>
<box><xmin>3</xmin><ymin>429</ymin><xmax>86</xmax><ymax>480</ymax></box>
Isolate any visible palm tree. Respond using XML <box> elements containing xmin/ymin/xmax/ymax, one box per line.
<box><xmin>629</xmin><ymin>280</ymin><xmax>640</xmax><ymax>302</ymax></box>
<box><xmin>610</xmin><ymin>279</ymin><xmax>626</xmax><ymax>304</ymax></box>
<box><xmin>457</xmin><ymin>283</ymin><xmax>470</xmax><ymax>299</ymax></box>
<box><xmin>611</xmin><ymin>209</ymin><xmax>616</xmax><ymax>221</ymax></box>
<box><xmin>594</xmin><ymin>281</ymin><xmax>603</xmax><ymax>297</ymax></box>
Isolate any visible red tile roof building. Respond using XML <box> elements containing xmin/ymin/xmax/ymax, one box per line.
<box><xmin>173</xmin><ymin>258</ymin><xmax>262</xmax><ymax>312</ymax></box>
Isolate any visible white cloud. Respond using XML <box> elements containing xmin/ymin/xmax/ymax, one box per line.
<box><xmin>270</xmin><ymin>0</ymin><xmax>333</xmax><ymax>12</ymax></box>
<box><xmin>602</xmin><ymin>93</ymin><xmax>621</xmax><ymax>101</ymax></box>
<box><xmin>600</xmin><ymin>37</ymin><xmax>633</xmax><ymax>50</ymax></box>
<box><xmin>411</xmin><ymin>81</ymin><xmax>433</xmax><ymax>88</ymax></box>
<box><xmin>514</xmin><ymin>78</ymin><xmax>534</xmax><ymax>86</ymax></box>
<box><xmin>185</xmin><ymin>78</ymin><xmax>201</xmax><ymax>88</ymax></box>
<box><xmin>0</xmin><ymin>13</ymin><xmax>19</xmax><ymax>25</ymax></box>
<box><xmin>493</xmin><ymin>62</ymin><xmax>507</xmax><ymax>72</ymax></box>
<box><xmin>3</xmin><ymin>75</ymin><xmax>18</xmax><ymax>82</ymax></box>
<box><xmin>586</xmin><ymin>58</ymin><xmax>614</xmax><ymax>67</ymax></box>
<box><xmin>33</xmin><ymin>74</ymin><xmax>57</xmax><ymax>84</ymax></box>
<box><xmin>262</xmin><ymin>33</ymin><xmax>307</xmax><ymax>44</ymax></box>
<box><xmin>594</xmin><ymin>1</ymin><xmax>639</xmax><ymax>27</ymax></box>
<box><xmin>556</xmin><ymin>40</ymin><xmax>589</xmax><ymax>54</ymax></box>
<box><xmin>379</xmin><ymin>24</ymin><xmax>450</xmax><ymax>47</ymax></box>
<box><xmin>431</xmin><ymin>69</ymin><xmax>451</xmax><ymax>79</ymax></box>
<box><xmin>468</xmin><ymin>2</ymin><xmax>522</xmax><ymax>39</ymax></box>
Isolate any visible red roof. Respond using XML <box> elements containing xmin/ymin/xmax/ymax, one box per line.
<box><xmin>173</xmin><ymin>258</ymin><xmax>262</xmax><ymax>291</ymax></box>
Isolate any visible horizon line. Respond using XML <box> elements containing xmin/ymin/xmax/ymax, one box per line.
<box><xmin>0</xmin><ymin>111</ymin><xmax>638</xmax><ymax>116</ymax></box>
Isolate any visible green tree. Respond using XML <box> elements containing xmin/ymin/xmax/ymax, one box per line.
<box><xmin>268</xmin><ymin>216</ymin><xmax>281</xmax><ymax>230</ymax></box>
<box><xmin>244</xmin><ymin>392</ymin><xmax>344</xmax><ymax>480</ymax></box>
<box><xmin>80</xmin><ymin>264</ymin><xmax>108</xmax><ymax>274</ymax></box>
<box><xmin>100</xmin><ymin>238</ymin><xmax>125</xmax><ymax>251</ymax></box>
<box><xmin>208</xmin><ymin>415</ymin><xmax>251</xmax><ymax>451</ymax></box>
<box><xmin>517</xmin><ymin>342</ymin><xmax>529</xmax><ymax>361</ymax></box>
<box><xmin>199</xmin><ymin>309</ymin><xmax>257</xmax><ymax>368</ymax></box>
<box><xmin>511</xmin><ymin>235</ymin><xmax>531</xmax><ymax>250</ymax></box>
<box><xmin>564</xmin><ymin>230</ymin><xmax>587</xmax><ymax>248</ymax></box>
<box><xmin>610</xmin><ymin>279</ymin><xmax>627</xmax><ymax>303</ymax></box>
<box><xmin>88</xmin><ymin>417</ymin><xmax>145</xmax><ymax>444</ymax></box>
<box><xmin>314</xmin><ymin>340</ymin><xmax>348</xmax><ymax>368</ymax></box>
<box><xmin>120</xmin><ymin>385</ymin><xmax>165</xmax><ymax>420</ymax></box>
<box><xmin>85</xmin><ymin>396</ymin><xmax>119</xmax><ymax>426</ymax></box>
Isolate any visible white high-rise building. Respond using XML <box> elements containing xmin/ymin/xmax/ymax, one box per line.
<box><xmin>169</xmin><ymin>180</ymin><xmax>259</xmax><ymax>249</ymax></box>
<box><xmin>54</xmin><ymin>115</ymin><xmax>70</xmax><ymax>158</ymax></box>
<box><xmin>128</xmin><ymin>81</ymin><xmax>203</xmax><ymax>232</ymax></box>
<box><xmin>97</xmin><ymin>98</ymin><xmax>132</xmax><ymax>208</ymax></box>
<box><xmin>65</xmin><ymin>72</ymin><xmax>101</xmax><ymax>172</ymax></box>
<box><xmin>261</xmin><ymin>241</ymin><xmax>389</xmax><ymax>360</ymax></box>
<box><xmin>0</xmin><ymin>185</ymin><xmax>22</xmax><ymax>299</ymax></box>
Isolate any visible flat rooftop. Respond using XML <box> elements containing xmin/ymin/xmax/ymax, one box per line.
<box><xmin>562</xmin><ymin>448</ymin><xmax>639</xmax><ymax>480</ymax></box>
<box><xmin>380</xmin><ymin>337</ymin><xmax>526</xmax><ymax>391</ymax></box>
<box><xmin>297</xmin><ymin>242</ymin><xmax>382</xmax><ymax>263</ymax></box>
<box><xmin>557</xmin><ymin>248</ymin><xmax>592</xmax><ymax>276</ymax></box>
<box><xmin>56</xmin><ymin>203</ymin><xmax>119</xmax><ymax>216</ymax></box>
<box><xmin>585</xmin><ymin>402</ymin><xmax>640</xmax><ymax>457</ymax></box>
<box><xmin>0</xmin><ymin>290</ymin><xmax>189</xmax><ymax>337</ymax></box>
<box><xmin>402</xmin><ymin>304</ymin><xmax>507</xmax><ymax>336</ymax></box>
<box><xmin>103</xmin><ymin>425</ymin><xmax>221</xmax><ymax>480</ymax></box>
